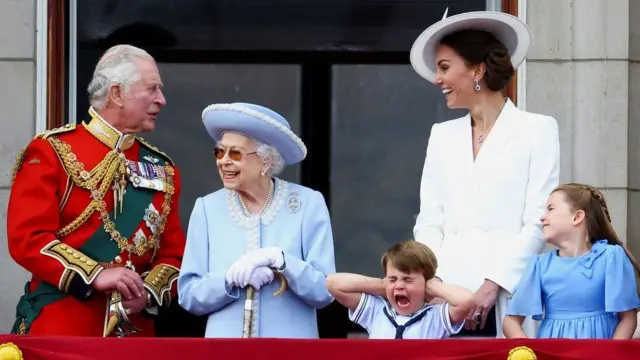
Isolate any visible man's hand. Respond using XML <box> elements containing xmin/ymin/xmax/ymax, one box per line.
<box><xmin>121</xmin><ymin>289</ymin><xmax>149</xmax><ymax>315</ymax></box>
<box><xmin>92</xmin><ymin>267</ymin><xmax>145</xmax><ymax>299</ymax></box>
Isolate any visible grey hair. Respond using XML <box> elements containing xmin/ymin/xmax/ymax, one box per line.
<box><xmin>255</xmin><ymin>140</ymin><xmax>285</xmax><ymax>176</ymax></box>
<box><xmin>87</xmin><ymin>45</ymin><xmax>154</xmax><ymax>109</ymax></box>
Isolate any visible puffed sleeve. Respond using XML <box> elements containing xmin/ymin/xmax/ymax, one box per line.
<box><xmin>506</xmin><ymin>255</ymin><xmax>544</xmax><ymax>321</ymax></box>
<box><xmin>605</xmin><ymin>245</ymin><xmax>640</xmax><ymax>313</ymax></box>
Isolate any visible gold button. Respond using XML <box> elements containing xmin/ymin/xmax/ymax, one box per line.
<box><xmin>152</xmin><ymin>281</ymin><xmax>158</xmax><ymax>286</ymax></box>
<box><xmin>60</xmin><ymin>244</ymin><xmax>68</xmax><ymax>250</ymax></box>
<box><xmin>72</xmin><ymin>253</ymin><xmax>80</xmax><ymax>259</ymax></box>
<box><xmin>114</xmin><ymin>256</ymin><xmax>122</xmax><ymax>264</ymax></box>
<box><xmin>66</xmin><ymin>248</ymin><xmax>74</xmax><ymax>254</ymax></box>
<box><xmin>86</xmin><ymin>260</ymin><xmax>95</xmax><ymax>266</ymax></box>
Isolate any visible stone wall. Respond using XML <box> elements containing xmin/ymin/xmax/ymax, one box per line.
<box><xmin>0</xmin><ymin>0</ymin><xmax>36</xmax><ymax>333</ymax></box>
<box><xmin>526</xmin><ymin>0</ymin><xmax>632</xmax><ymax>247</ymax></box>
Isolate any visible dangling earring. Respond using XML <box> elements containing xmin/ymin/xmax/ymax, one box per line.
<box><xmin>473</xmin><ymin>79</ymin><xmax>481</xmax><ymax>91</ymax></box>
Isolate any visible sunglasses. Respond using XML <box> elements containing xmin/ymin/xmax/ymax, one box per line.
<box><xmin>213</xmin><ymin>147</ymin><xmax>257</xmax><ymax>161</ymax></box>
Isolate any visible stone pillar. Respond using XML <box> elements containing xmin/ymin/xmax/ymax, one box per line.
<box><xmin>525</xmin><ymin>0</ymin><xmax>630</xmax><ymax>245</ymax></box>
<box><xmin>0</xmin><ymin>0</ymin><xmax>37</xmax><ymax>332</ymax></box>
<box><xmin>627</xmin><ymin>0</ymin><xmax>640</xmax><ymax>259</ymax></box>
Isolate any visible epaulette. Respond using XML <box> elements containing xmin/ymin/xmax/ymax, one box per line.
<box><xmin>35</xmin><ymin>123</ymin><xmax>77</xmax><ymax>140</ymax></box>
<box><xmin>11</xmin><ymin>124</ymin><xmax>76</xmax><ymax>185</ymax></box>
<box><xmin>10</xmin><ymin>145</ymin><xmax>28</xmax><ymax>185</ymax></box>
<box><xmin>137</xmin><ymin>137</ymin><xmax>174</xmax><ymax>166</ymax></box>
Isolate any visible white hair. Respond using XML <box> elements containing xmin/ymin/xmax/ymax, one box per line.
<box><xmin>255</xmin><ymin>140</ymin><xmax>285</xmax><ymax>176</ymax></box>
<box><xmin>87</xmin><ymin>44</ymin><xmax>154</xmax><ymax>109</ymax></box>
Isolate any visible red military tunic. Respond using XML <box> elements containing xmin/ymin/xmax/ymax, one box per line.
<box><xmin>7</xmin><ymin>108</ymin><xmax>186</xmax><ymax>337</ymax></box>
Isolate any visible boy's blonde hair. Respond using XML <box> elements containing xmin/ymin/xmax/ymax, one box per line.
<box><xmin>381</xmin><ymin>240</ymin><xmax>438</xmax><ymax>281</ymax></box>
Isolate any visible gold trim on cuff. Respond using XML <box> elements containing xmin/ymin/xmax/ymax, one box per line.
<box><xmin>143</xmin><ymin>264</ymin><xmax>179</xmax><ymax>307</ymax></box>
<box><xmin>41</xmin><ymin>240</ymin><xmax>103</xmax><ymax>285</ymax></box>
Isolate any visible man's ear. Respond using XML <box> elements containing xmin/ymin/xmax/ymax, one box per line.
<box><xmin>108</xmin><ymin>84</ymin><xmax>125</xmax><ymax>108</ymax></box>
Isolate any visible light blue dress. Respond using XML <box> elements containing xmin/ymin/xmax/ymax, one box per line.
<box><xmin>506</xmin><ymin>240</ymin><xmax>640</xmax><ymax>339</ymax></box>
<box><xmin>177</xmin><ymin>178</ymin><xmax>336</xmax><ymax>338</ymax></box>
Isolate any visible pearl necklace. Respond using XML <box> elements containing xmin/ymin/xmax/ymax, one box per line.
<box><xmin>238</xmin><ymin>179</ymin><xmax>275</xmax><ymax>217</ymax></box>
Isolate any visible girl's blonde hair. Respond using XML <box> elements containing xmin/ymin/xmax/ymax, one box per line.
<box><xmin>553</xmin><ymin>183</ymin><xmax>640</xmax><ymax>300</ymax></box>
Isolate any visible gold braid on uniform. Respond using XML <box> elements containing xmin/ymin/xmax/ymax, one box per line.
<box><xmin>10</xmin><ymin>145</ymin><xmax>28</xmax><ymax>185</ymax></box>
<box><xmin>47</xmin><ymin>136</ymin><xmax>175</xmax><ymax>257</ymax></box>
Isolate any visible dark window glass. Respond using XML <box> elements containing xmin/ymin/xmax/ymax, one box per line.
<box><xmin>138</xmin><ymin>64</ymin><xmax>301</xmax><ymax>228</ymax></box>
<box><xmin>71</xmin><ymin>0</ymin><xmax>491</xmax><ymax>339</ymax></box>
<box><xmin>331</xmin><ymin>65</ymin><xmax>466</xmax><ymax>276</ymax></box>
<box><xmin>77</xmin><ymin>0</ymin><xmax>486</xmax><ymax>52</ymax></box>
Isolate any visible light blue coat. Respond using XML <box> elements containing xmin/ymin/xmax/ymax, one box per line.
<box><xmin>177</xmin><ymin>178</ymin><xmax>336</xmax><ymax>338</ymax></box>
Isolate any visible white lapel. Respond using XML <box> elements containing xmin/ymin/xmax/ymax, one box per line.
<box><xmin>474</xmin><ymin>99</ymin><xmax>518</xmax><ymax>166</ymax></box>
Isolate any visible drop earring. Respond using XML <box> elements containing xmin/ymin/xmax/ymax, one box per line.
<box><xmin>473</xmin><ymin>79</ymin><xmax>481</xmax><ymax>91</ymax></box>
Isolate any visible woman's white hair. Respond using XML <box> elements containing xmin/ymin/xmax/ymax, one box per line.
<box><xmin>87</xmin><ymin>44</ymin><xmax>154</xmax><ymax>109</ymax></box>
<box><xmin>255</xmin><ymin>140</ymin><xmax>285</xmax><ymax>176</ymax></box>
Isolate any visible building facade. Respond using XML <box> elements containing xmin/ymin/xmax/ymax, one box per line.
<box><xmin>0</xmin><ymin>0</ymin><xmax>638</xmax><ymax>336</ymax></box>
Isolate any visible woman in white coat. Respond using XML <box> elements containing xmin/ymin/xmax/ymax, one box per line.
<box><xmin>410</xmin><ymin>10</ymin><xmax>560</xmax><ymax>338</ymax></box>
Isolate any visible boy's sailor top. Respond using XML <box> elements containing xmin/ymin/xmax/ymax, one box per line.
<box><xmin>349</xmin><ymin>293</ymin><xmax>463</xmax><ymax>339</ymax></box>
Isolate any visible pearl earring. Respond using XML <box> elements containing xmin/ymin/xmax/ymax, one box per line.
<box><xmin>474</xmin><ymin>79</ymin><xmax>481</xmax><ymax>91</ymax></box>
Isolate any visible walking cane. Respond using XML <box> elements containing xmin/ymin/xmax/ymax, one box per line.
<box><xmin>242</xmin><ymin>272</ymin><xmax>288</xmax><ymax>338</ymax></box>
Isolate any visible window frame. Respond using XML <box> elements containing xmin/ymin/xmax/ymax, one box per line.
<box><xmin>45</xmin><ymin>0</ymin><xmax>520</xmax><ymax>130</ymax></box>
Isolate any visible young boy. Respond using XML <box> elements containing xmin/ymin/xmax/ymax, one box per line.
<box><xmin>326</xmin><ymin>241</ymin><xmax>475</xmax><ymax>339</ymax></box>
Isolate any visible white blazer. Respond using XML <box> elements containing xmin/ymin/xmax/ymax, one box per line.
<box><xmin>413</xmin><ymin>99</ymin><xmax>560</xmax><ymax>338</ymax></box>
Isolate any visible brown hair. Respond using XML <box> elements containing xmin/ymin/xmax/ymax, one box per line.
<box><xmin>439</xmin><ymin>29</ymin><xmax>515</xmax><ymax>92</ymax></box>
<box><xmin>381</xmin><ymin>240</ymin><xmax>438</xmax><ymax>281</ymax></box>
<box><xmin>553</xmin><ymin>183</ymin><xmax>640</xmax><ymax>300</ymax></box>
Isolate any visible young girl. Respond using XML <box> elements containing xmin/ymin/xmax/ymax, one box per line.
<box><xmin>503</xmin><ymin>183</ymin><xmax>640</xmax><ymax>339</ymax></box>
<box><xmin>326</xmin><ymin>241</ymin><xmax>475</xmax><ymax>339</ymax></box>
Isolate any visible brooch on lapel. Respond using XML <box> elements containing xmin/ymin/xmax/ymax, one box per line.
<box><xmin>287</xmin><ymin>192</ymin><xmax>301</xmax><ymax>213</ymax></box>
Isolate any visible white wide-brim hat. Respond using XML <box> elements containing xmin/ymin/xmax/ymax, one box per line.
<box><xmin>410</xmin><ymin>10</ymin><xmax>532</xmax><ymax>83</ymax></box>
<box><xmin>202</xmin><ymin>103</ymin><xmax>307</xmax><ymax>165</ymax></box>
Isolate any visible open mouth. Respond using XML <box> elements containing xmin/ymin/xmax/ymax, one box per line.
<box><xmin>394</xmin><ymin>295</ymin><xmax>411</xmax><ymax>308</ymax></box>
<box><xmin>222</xmin><ymin>171</ymin><xmax>239</xmax><ymax>180</ymax></box>
<box><xmin>442</xmin><ymin>88</ymin><xmax>452</xmax><ymax>95</ymax></box>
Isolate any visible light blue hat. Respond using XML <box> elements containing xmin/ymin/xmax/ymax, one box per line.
<box><xmin>201</xmin><ymin>102</ymin><xmax>307</xmax><ymax>165</ymax></box>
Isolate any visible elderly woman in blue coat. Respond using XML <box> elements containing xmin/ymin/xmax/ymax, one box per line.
<box><xmin>177</xmin><ymin>103</ymin><xmax>336</xmax><ymax>338</ymax></box>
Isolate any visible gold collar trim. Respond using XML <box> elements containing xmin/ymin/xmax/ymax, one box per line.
<box><xmin>84</xmin><ymin>107</ymin><xmax>136</xmax><ymax>151</ymax></box>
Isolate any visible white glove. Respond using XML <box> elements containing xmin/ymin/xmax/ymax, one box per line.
<box><xmin>252</xmin><ymin>247</ymin><xmax>286</xmax><ymax>270</ymax></box>
<box><xmin>225</xmin><ymin>251</ymin><xmax>273</xmax><ymax>288</ymax></box>
<box><xmin>247</xmin><ymin>266</ymin><xmax>275</xmax><ymax>290</ymax></box>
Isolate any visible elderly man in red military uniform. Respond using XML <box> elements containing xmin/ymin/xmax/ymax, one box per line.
<box><xmin>7</xmin><ymin>44</ymin><xmax>186</xmax><ymax>337</ymax></box>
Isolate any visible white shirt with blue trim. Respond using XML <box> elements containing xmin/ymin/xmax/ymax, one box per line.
<box><xmin>348</xmin><ymin>293</ymin><xmax>463</xmax><ymax>339</ymax></box>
